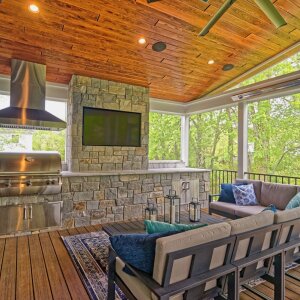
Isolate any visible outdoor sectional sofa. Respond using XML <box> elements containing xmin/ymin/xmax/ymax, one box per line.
<box><xmin>107</xmin><ymin>208</ymin><xmax>300</xmax><ymax>300</ymax></box>
<box><xmin>209</xmin><ymin>179</ymin><xmax>300</xmax><ymax>219</ymax></box>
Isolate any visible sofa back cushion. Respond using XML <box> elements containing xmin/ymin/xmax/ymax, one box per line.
<box><xmin>229</xmin><ymin>211</ymin><xmax>275</xmax><ymax>269</ymax></box>
<box><xmin>153</xmin><ymin>222</ymin><xmax>231</xmax><ymax>285</ymax></box>
<box><xmin>229</xmin><ymin>210</ymin><xmax>274</xmax><ymax>235</ymax></box>
<box><xmin>261</xmin><ymin>182</ymin><xmax>298</xmax><ymax>210</ymax></box>
<box><xmin>274</xmin><ymin>207</ymin><xmax>300</xmax><ymax>247</ymax></box>
<box><xmin>235</xmin><ymin>179</ymin><xmax>262</xmax><ymax>202</ymax></box>
<box><xmin>274</xmin><ymin>206</ymin><xmax>300</xmax><ymax>224</ymax></box>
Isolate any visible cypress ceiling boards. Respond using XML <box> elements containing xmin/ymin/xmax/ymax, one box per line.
<box><xmin>0</xmin><ymin>0</ymin><xmax>299</xmax><ymax>102</ymax></box>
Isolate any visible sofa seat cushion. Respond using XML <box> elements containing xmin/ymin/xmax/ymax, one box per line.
<box><xmin>210</xmin><ymin>201</ymin><xmax>237</xmax><ymax>215</ymax></box>
<box><xmin>235</xmin><ymin>179</ymin><xmax>262</xmax><ymax>202</ymax></box>
<box><xmin>261</xmin><ymin>182</ymin><xmax>298</xmax><ymax>210</ymax></box>
<box><xmin>116</xmin><ymin>257</ymin><xmax>152</xmax><ymax>300</ymax></box>
<box><xmin>153</xmin><ymin>222</ymin><xmax>231</xmax><ymax>285</ymax></box>
<box><xmin>234</xmin><ymin>205</ymin><xmax>270</xmax><ymax>218</ymax></box>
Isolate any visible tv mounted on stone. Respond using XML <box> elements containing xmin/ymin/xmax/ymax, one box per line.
<box><xmin>82</xmin><ymin>107</ymin><xmax>141</xmax><ymax>147</ymax></box>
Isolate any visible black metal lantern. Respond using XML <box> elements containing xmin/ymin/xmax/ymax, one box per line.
<box><xmin>145</xmin><ymin>203</ymin><xmax>158</xmax><ymax>221</ymax></box>
<box><xmin>164</xmin><ymin>189</ymin><xmax>181</xmax><ymax>224</ymax></box>
<box><xmin>189</xmin><ymin>198</ymin><xmax>201</xmax><ymax>222</ymax></box>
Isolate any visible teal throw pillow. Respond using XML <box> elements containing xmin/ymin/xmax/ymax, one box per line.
<box><xmin>144</xmin><ymin>220</ymin><xmax>207</xmax><ymax>234</ymax></box>
<box><xmin>285</xmin><ymin>192</ymin><xmax>300</xmax><ymax>210</ymax></box>
<box><xmin>262</xmin><ymin>204</ymin><xmax>277</xmax><ymax>213</ymax></box>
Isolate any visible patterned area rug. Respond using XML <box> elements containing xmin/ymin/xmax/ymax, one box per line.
<box><xmin>62</xmin><ymin>231</ymin><xmax>126</xmax><ymax>300</ymax></box>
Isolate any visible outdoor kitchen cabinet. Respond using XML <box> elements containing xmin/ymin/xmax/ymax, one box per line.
<box><xmin>0</xmin><ymin>201</ymin><xmax>62</xmax><ymax>235</ymax></box>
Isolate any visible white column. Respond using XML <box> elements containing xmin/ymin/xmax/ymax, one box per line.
<box><xmin>238</xmin><ymin>102</ymin><xmax>248</xmax><ymax>178</ymax></box>
<box><xmin>181</xmin><ymin>115</ymin><xmax>190</xmax><ymax>167</ymax></box>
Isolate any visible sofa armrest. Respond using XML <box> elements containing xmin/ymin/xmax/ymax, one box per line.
<box><xmin>209</xmin><ymin>194</ymin><xmax>220</xmax><ymax>203</ymax></box>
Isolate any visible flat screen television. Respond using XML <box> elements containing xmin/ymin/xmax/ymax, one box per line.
<box><xmin>82</xmin><ymin>107</ymin><xmax>141</xmax><ymax>147</ymax></box>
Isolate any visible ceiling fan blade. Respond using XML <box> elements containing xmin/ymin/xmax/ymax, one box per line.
<box><xmin>199</xmin><ymin>0</ymin><xmax>237</xmax><ymax>36</ymax></box>
<box><xmin>254</xmin><ymin>0</ymin><xmax>287</xmax><ymax>28</ymax></box>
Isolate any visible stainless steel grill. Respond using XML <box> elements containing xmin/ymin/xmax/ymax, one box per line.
<box><xmin>0</xmin><ymin>151</ymin><xmax>62</xmax><ymax>196</ymax></box>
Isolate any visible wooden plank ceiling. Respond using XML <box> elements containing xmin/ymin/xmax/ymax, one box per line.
<box><xmin>0</xmin><ymin>0</ymin><xmax>299</xmax><ymax>102</ymax></box>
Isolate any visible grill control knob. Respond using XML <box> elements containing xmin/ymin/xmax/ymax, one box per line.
<box><xmin>26</xmin><ymin>180</ymin><xmax>32</xmax><ymax>186</ymax></box>
<box><xmin>46</xmin><ymin>180</ymin><xmax>51</xmax><ymax>185</ymax></box>
<box><xmin>5</xmin><ymin>181</ymin><xmax>12</xmax><ymax>187</ymax></box>
<box><xmin>51</xmin><ymin>180</ymin><xmax>56</xmax><ymax>185</ymax></box>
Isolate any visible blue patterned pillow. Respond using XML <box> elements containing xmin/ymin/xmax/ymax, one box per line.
<box><xmin>232</xmin><ymin>184</ymin><xmax>258</xmax><ymax>206</ymax></box>
<box><xmin>219</xmin><ymin>183</ymin><xmax>248</xmax><ymax>203</ymax></box>
<box><xmin>285</xmin><ymin>192</ymin><xmax>300</xmax><ymax>210</ymax></box>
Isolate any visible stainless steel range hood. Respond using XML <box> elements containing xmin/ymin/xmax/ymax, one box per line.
<box><xmin>0</xmin><ymin>59</ymin><xmax>66</xmax><ymax>130</ymax></box>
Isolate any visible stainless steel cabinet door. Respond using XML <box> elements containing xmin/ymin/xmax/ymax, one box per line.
<box><xmin>0</xmin><ymin>205</ymin><xmax>25</xmax><ymax>234</ymax></box>
<box><xmin>28</xmin><ymin>202</ymin><xmax>62</xmax><ymax>231</ymax></box>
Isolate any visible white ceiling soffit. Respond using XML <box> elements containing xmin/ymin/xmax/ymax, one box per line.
<box><xmin>150</xmin><ymin>70</ymin><xmax>300</xmax><ymax>115</ymax></box>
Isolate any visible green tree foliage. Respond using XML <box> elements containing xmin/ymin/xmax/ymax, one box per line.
<box><xmin>149</xmin><ymin>113</ymin><xmax>181</xmax><ymax>160</ymax></box>
<box><xmin>32</xmin><ymin>130</ymin><xmax>66</xmax><ymax>161</ymax></box>
<box><xmin>189</xmin><ymin>107</ymin><xmax>238</xmax><ymax>170</ymax></box>
<box><xmin>248</xmin><ymin>95</ymin><xmax>300</xmax><ymax>176</ymax></box>
<box><xmin>150</xmin><ymin>52</ymin><xmax>300</xmax><ymax>177</ymax></box>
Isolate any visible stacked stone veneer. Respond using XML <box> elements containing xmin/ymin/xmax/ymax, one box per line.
<box><xmin>0</xmin><ymin>170</ymin><xmax>210</xmax><ymax>233</ymax></box>
<box><xmin>62</xmin><ymin>171</ymin><xmax>210</xmax><ymax>227</ymax></box>
<box><xmin>67</xmin><ymin>75</ymin><xmax>149</xmax><ymax>172</ymax></box>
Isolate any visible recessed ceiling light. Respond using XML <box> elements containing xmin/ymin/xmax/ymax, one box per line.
<box><xmin>138</xmin><ymin>37</ymin><xmax>146</xmax><ymax>45</ymax></box>
<box><xmin>152</xmin><ymin>41</ymin><xmax>167</xmax><ymax>52</ymax></box>
<box><xmin>29</xmin><ymin>4</ymin><xmax>39</xmax><ymax>13</ymax></box>
<box><xmin>222</xmin><ymin>64</ymin><xmax>234</xmax><ymax>71</ymax></box>
<box><xmin>208</xmin><ymin>60</ymin><xmax>215</xmax><ymax>65</ymax></box>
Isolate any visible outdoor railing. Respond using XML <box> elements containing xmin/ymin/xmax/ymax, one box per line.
<box><xmin>210</xmin><ymin>169</ymin><xmax>300</xmax><ymax>194</ymax></box>
<box><xmin>245</xmin><ymin>172</ymin><xmax>300</xmax><ymax>185</ymax></box>
<box><xmin>210</xmin><ymin>169</ymin><xmax>238</xmax><ymax>195</ymax></box>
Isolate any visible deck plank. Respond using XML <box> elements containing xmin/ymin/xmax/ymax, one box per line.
<box><xmin>0</xmin><ymin>238</ymin><xmax>17</xmax><ymax>300</ymax></box>
<box><xmin>49</xmin><ymin>231</ymin><xmax>90</xmax><ymax>300</ymax></box>
<box><xmin>28</xmin><ymin>234</ymin><xmax>53</xmax><ymax>300</ymax></box>
<box><xmin>16</xmin><ymin>236</ymin><xmax>34</xmax><ymax>300</ymax></box>
<box><xmin>39</xmin><ymin>232</ymin><xmax>71</xmax><ymax>300</ymax></box>
<box><xmin>0</xmin><ymin>212</ymin><xmax>299</xmax><ymax>300</ymax></box>
<box><xmin>0</xmin><ymin>238</ymin><xmax>5</xmax><ymax>271</ymax></box>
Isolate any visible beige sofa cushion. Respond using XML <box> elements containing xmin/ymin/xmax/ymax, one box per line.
<box><xmin>229</xmin><ymin>211</ymin><xmax>274</xmax><ymax>265</ymax></box>
<box><xmin>261</xmin><ymin>182</ymin><xmax>298</xmax><ymax>210</ymax></box>
<box><xmin>210</xmin><ymin>201</ymin><xmax>236</xmax><ymax>215</ymax></box>
<box><xmin>229</xmin><ymin>210</ymin><xmax>274</xmax><ymax>235</ymax></box>
<box><xmin>153</xmin><ymin>222</ymin><xmax>231</xmax><ymax>286</ymax></box>
<box><xmin>235</xmin><ymin>179</ymin><xmax>263</xmax><ymax>202</ymax></box>
<box><xmin>274</xmin><ymin>207</ymin><xmax>300</xmax><ymax>224</ymax></box>
<box><xmin>116</xmin><ymin>257</ymin><xmax>152</xmax><ymax>300</ymax></box>
<box><xmin>234</xmin><ymin>205</ymin><xmax>270</xmax><ymax>218</ymax></box>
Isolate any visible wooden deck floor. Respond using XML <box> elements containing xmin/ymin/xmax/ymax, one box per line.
<box><xmin>0</xmin><ymin>216</ymin><xmax>300</xmax><ymax>299</ymax></box>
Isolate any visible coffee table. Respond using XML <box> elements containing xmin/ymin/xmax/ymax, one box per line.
<box><xmin>103</xmin><ymin>209</ymin><xmax>225</xmax><ymax>236</ymax></box>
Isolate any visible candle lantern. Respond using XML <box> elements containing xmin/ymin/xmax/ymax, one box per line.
<box><xmin>145</xmin><ymin>203</ymin><xmax>158</xmax><ymax>221</ymax></box>
<box><xmin>189</xmin><ymin>198</ymin><xmax>201</xmax><ymax>222</ymax></box>
<box><xmin>164</xmin><ymin>189</ymin><xmax>181</xmax><ymax>224</ymax></box>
